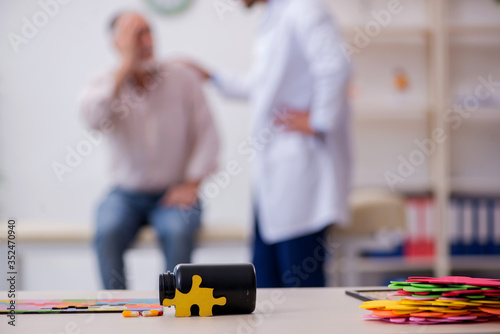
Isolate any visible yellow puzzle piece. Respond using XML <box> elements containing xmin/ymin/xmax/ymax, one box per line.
<box><xmin>359</xmin><ymin>300</ymin><xmax>399</xmax><ymax>310</ymax></box>
<box><xmin>162</xmin><ymin>275</ymin><xmax>227</xmax><ymax>317</ymax></box>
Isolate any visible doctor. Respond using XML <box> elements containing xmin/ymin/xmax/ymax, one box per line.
<box><xmin>187</xmin><ymin>0</ymin><xmax>352</xmax><ymax>287</ymax></box>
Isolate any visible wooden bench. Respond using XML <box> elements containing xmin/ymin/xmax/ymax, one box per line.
<box><xmin>0</xmin><ymin>223</ymin><xmax>248</xmax><ymax>246</ymax></box>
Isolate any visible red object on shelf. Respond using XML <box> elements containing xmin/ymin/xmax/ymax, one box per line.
<box><xmin>403</xmin><ymin>196</ymin><xmax>435</xmax><ymax>258</ymax></box>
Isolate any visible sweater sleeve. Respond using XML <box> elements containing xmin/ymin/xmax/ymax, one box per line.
<box><xmin>78</xmin><ymin>73</ymin><xmax>120</xmax><ymax>131</ymax></box>
<box><xmin>211</xmin><ymin>71</ymin><xmax>253</xmax><ymax>101</ymax></box>
<box><xmin>183</xmin><ymin>69</ymin><xmax>221</xmax><ymax>182</ymax></box>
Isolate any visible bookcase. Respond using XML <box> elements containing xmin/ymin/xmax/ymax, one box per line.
<box><xmin>326</xmin><ymin>0</ymin><xmax>500</xmax><ymax>282</ymax></box>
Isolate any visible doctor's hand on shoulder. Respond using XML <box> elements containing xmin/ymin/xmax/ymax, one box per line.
<box><xmin>172</xmin><ymin>59</ymin><xmax>212</xmax><ymax>81</ymax></box>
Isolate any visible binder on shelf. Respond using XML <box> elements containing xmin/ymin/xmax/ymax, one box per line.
<box><xmin>449</xmin><ymin>196</ymin><xmax>500</xmax><ymax>256</ymax></box>
<box><xmin>495</xmin><ymin>199</ymin><xmax>500</xmax><ymax>254</ymax></box>
<box><xmin>485</xmin><ymin>199</ymin><xmax>496</xmax><ymax>255</ymax></box>
<box><xmin>449</xmin><ymin>198</ymin><xmax>461</xmax><ymax>255</ymax></box>
<box><xmin>478</xmin><ymin>199</ymin><xmax>489</xmax><ymax>255</ymax></box>
<box><xmin>363</xmin><ymin>194</ymin><xmax>500</xmax><ymax>259</ymax></box>
<box><xmin>403</xmin><ymin>195</ymin><xmax>435</xmax><ymax>258</ymax></box>
<box><xmin>462</xmin><ymin>198</ymin><xmax>474</xmax><ymax>255</ymax></box>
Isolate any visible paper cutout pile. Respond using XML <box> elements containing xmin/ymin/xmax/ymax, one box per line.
<box><xmin>360</xmin><ymin>276</ymin><xmax>500</xmax><ymax>325</ymax></box>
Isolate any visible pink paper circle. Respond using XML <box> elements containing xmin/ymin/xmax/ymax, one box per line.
<box><xmin>447</xmin><ymin>316</ymin><xmax>477</xmax><ymax>321</ymax></box>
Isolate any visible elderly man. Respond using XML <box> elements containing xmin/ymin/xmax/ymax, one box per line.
<box><xmin>185</xmin><ymin>0</ymin><xmax>352</xmax><ymax>287</ymax></box>
<box><xmin>79</xmin><ymin>12</ymin><xmax>219</xmax><ymax>289</ymax></box>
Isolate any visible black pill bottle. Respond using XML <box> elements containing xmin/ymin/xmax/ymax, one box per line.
<box><xmin>159</xmin><ymin>263</ymin><xmax>256</xmax><ymax>316</ymax></box>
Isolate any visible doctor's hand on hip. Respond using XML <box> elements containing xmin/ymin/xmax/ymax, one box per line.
<box><xmin>274</xmin><ymin>110</ymin><xmax>318</xmax><ymax>136</ymax></box>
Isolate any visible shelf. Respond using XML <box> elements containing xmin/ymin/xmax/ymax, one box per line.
<box><xmin>396</xmin><ymin>183</ymin><xmax>435</xmax><ymax>196</ymax></box>
<box><xmin>445</xmin><ymin>107</ymin><xmax>500</xmax><ymax>122</ymax></box>
<box><xmin>341</xmin><ymin>26</ymin><xmax>430</xmax><ymax>37</ymax></box>
<box><xmin>352</xmin><ymin>105</ymin><xmax>429</xmax><ymax>121</ymax></box>
<box><xmin>354</xmin><ymin>257</ymin><xmax>434</xmax><ymax>273</ymax></box>
<box><xmin>451</xmin><ymin>255</ymin><xmax>500</xmax><ymax>271</ymax></box>
<box><xmin>451</xmin><ymin>177</ymin><xmax>500</xmax><ymax>196</ymax></box>
<box><xmin>353</xmin><ymin>179</ymin><xmax>434</xmax><ymax>196</ymax></box>
<box><xmin>341</xmin><ymin>26</ymin><xmax>430</xmax><ymax>45</ymax></box>
<box><xmin>465</xmin><ymin>108</ymin><xmax>500</xmax><ymax>121</ymax></box>
<box><xmin>449</xmin><ymin>26</ymin><xmax>500</xmax><ymax>35</ymax></box>
<box><xmin>449</xmin><ymin>26</ymin><xmax>500</xmax><ymax>46</ymax></box>
<box><xmin>353</xmin><ymin>255</ymin><xmax>500</xmax><ymax>273</ymax></box>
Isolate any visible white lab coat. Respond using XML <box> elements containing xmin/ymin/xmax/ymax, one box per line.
<box><xmin>213</xmin><ymin>0</ymin><xmax>352</xmax><ymax>244</ymax></box>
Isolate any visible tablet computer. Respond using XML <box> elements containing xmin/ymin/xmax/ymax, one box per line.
<box><xmin>345</xmin><ymin>289</ymin><xmax>400</xmax><ymax>302</ymax></box>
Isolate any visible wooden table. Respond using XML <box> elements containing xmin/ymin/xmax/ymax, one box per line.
<box><xmin>1</xmin><ymin>288</ymin><xmax>499</xmax><ymax>334</ymax></box>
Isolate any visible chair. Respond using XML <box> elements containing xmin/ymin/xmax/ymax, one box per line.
<box><xmin>326</xmin><ymin>187</ymin><xmax>407</xmax><ymax>286</ymax></box>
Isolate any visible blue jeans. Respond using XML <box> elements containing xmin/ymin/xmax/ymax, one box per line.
<box><xmin>94</xmin><ymin>187</ymin><xmax>202</xmax><ymax>289</ymax></box>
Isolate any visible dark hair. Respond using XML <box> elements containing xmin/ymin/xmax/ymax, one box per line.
<box><xmin>109</xmin><ymin>12</ymin><xmax>126</xmax><ymax>32</ymax></box>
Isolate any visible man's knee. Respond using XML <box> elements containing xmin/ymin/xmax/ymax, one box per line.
<box><xmin>93</xmin><ymin>225</ymin><xmax>120</xmax><ymax>256</ymax></box>
<box><xmin>94</xmin><ymin>223</ymin><xmax>113</xmax><ymax>243</ymax></box>
<box><xmin>171</xmin><ymin>204</ymin><xmax>202</xmax><ymax>225</ymax></box>
<box><xmin>95</xmin><ymin>196</ymin><xmax>134</xmax><ymax>245</ymax></box>
<box><xmin>94</xmin><ymin>210</ymin><xmax>131</xmax><ymax>251</ymax></box>
<box><xmin>155</xmin><ymin>209</ymin><xmax>199</xmax><ymax>240</ymax></box>
<box><xmin>161</xmin><ymin>220</ymin><xmax>195</xmax><ymax>242</ymax></box>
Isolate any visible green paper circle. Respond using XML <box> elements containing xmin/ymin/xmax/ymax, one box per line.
<box><xmin>412</xmin><ymin>294</ymin><xmax>441</xmax><ymax>298</ymax></box>
<box><xmin>403</xmin><ymin>286</ymin><xmax>432</xmax><ymax>292</ymax></box>
<box><xmin>411</xmin><ymin>283</ymin><xmax>442</xmax><ymax>288</ymax></box>
<box><xmin>450</xmin><ymin>284</ymin><xmax>480</xmax><ymax>289</ymax></box>
<box><xmin>390</xmin><ymin>281</ymin><xmax>411</xmax><ymax>286</ymax></box>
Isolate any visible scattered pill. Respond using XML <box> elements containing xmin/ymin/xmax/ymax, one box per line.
<box><xmin>142</xmin><ymin>310</ymin><xmax>163</xmax><ymax>317</ymax></box>
<box><xmin>122</xmin><ymin>310</ymin><xmax>140</xmax><ymax>317</ymax></box>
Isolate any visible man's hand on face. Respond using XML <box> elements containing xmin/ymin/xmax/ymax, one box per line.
<box><xmin>115</xmin><ymin>17</ymin><xmax>143</xmax><ymax>73</ymax></box>
<box><xmin>113</xmin><ymin>14</ymin><xmax>151</xmax><ymax>96</ymax></box>
<box><xmin>162</xmin><ymin>182</ymin><xmax>200</xmax><ymax>208</ymax></box>
<box><xmin>241</xmin><ymin>0</ymin><xmax>261</xmax><ymax>8</ymax></box>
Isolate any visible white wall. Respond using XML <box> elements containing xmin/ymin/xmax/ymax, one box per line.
<box><xmin>3</xmin><ymin>0</ymin><xmax>498</xmax><ymax>235</ymax></box>
<box><xmin>0</xmin><ymin>0</ymin><xmax>441</xmax><ymax>229</ymax></box>
<box><xmin>0</xmin><ymin>0</ymin><xmax>264</xmax><ymax>229</ymax></box>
